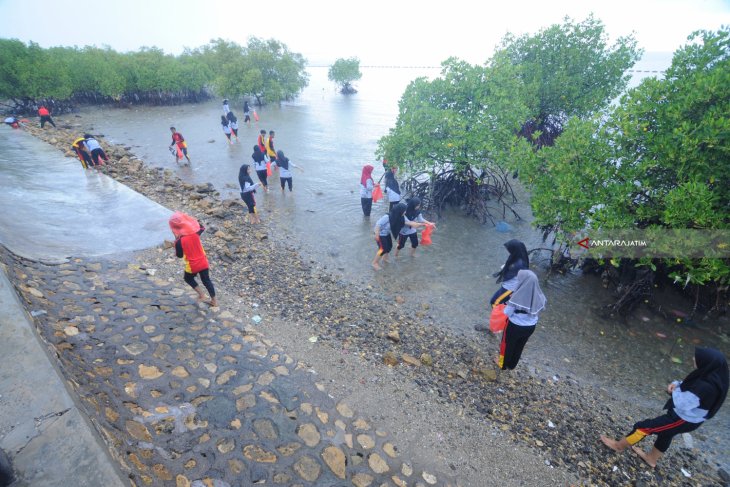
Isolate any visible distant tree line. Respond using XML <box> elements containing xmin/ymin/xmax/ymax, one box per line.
<box><xmin>0</xmin><ymin>37</ymin><xmax>309</xmax><ymax>114</ymax></box>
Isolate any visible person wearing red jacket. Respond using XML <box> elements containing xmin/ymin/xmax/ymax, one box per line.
<box><xmin>38</xmin><ymin>106</ymin><xmax>56</xmax><ymax>128</ymax></box>
<box><xmin>170</xmin><ymin>214</ymin><xmax>217</xmax><ymax>306</ymax></box>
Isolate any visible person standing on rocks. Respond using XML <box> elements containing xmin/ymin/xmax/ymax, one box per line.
<box><xmin>490</xmin><ymin>240</ymin><xmax>530</xmax><ymax>306</ymax></box>
<box><xmin>360</xmin><ymin>164</ymin><xmax>375</xmax><ymax>217</ymax></box>
<box><xmin>238</xmin><ymin>163</ymin><xmax>261</xmax><ymax>224</ymax></box>
<box><xmin>252</xmin><ymin>145</ymin><xmax>269</xmax><ymax>192</ymax></box>
<box><xmin>71</xmin><ymin>136</ymin><xmax>92</xmax><ymax>169</ymax></box>
<box><xmin>384</xmin><ymin>167</ymin><xmax>401</xmax><ymax>211</ymax></box>
<box><xmin>169</xmin><ymin>127</ymin><xmax>191</xmax><ymax>164</ymax></box>
<box><xmin>37</xmin><ymin>105</ymin><xmax>56</xmax><ymax>128</ymax></box>
<box><xmin>600</xmin><ymin>347</ymin><xmax>728</xmax><ymax>468</ymax></box>
<box><xmin>169</xmin><ymin>212</ymin><xmax>217</xmax><ymax>307</ymax></box>
<box><xmin>83</xmin><ymin>134</ymin><xmax>108</xmax><ymax>168</ymax></box>
<box><xmin>394</xmin><ymin>197</ymin><xmax>434</xmax><ymax>258</ymax></box>
<box><xmin>495</xmin><ymin>269</ymin><xmax>545</xmax><ymax>370</ymax></box>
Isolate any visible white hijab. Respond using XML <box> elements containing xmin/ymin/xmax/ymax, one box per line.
<box><xmin>509</xmin><ymin>270</ymin><xmax>546</xmax><ymax>314</ymax></box>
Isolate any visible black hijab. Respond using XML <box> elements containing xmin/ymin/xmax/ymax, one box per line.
<box><xmin>238</xmin><ymin>164</ymin><xmax>254</xmax><ymax>190</ymax></box>
<box><xmin>277</xmin><ymin>150</ymin><xmax>289</xmax><ymax>170</ymax></box>
<box><xmin>227</xmin><ymin>111</ymin><xmax>237</xmax><ymax>123</ymax></box>
<box><xmin>405</xmin><ymin>197</ymin><xmax>421</xmax><ymax>220</ymax></box>
<box><xmin>252</xmin><ymin>145</ymin><xmax>265</xmax><ymax>163</ymax></box>
<box><xmin>389</xmin><ymin>202</ymin><xmax>407</xmax><ymax>239</ymax></box>
<box><xmin>220</xmin><ymin>115</ymin><xmax>228</xmax><ymax>127</ymax></box>
<box><xmin>385</xmin><ymin>170</ymin><xmax>400</xmax><ymax>194</ymax></box>
<box><xmin>496</xmin><ymin>239</ymin><xmax>529</xmax><ymax>283</ymax></box>
<box><xmin>678</xmin><ymin>347</ymin><xmax>729</xmax><ymax>420</ymax></box>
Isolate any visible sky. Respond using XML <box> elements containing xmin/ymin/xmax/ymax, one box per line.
<box><xmin>0</xmin><ymin>0</ymin><xmax>728</xmax><ymax>66</ymax></box>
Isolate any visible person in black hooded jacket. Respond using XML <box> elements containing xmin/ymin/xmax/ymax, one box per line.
<box><xmin>489</xmin><ymin>239</ymin><xmax>530</xmax><ymax>306</ymax></box>
<box><xmin>600</xmin><ymin>347</ymin><xmax>728</xmax><ymax>467</ymax></box>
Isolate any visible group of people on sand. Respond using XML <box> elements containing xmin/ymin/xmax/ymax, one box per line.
<box><xmin>486</xmin><ymin>239</ymin><xmax>728</xmax><ymax>469</ymax></box>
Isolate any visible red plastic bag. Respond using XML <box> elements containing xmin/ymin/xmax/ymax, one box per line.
<box><xmin>372</xmin><ymin>184</ymin><xmax>383</xmax><ymax>203</ymax></box>
<box><xmin>168</xmin><ymin>211</ymin><xmax>200</xmax><ymax>237</ymax></box>
<box><xmin>253</xmin><ymin>110</ymin><xmax>259</xmax><ymax>122</ymax></box>
<box><xmin>420</xmin><ymin>223</ymin><xmax>434</xmax><ymax>246</ymax></box>
<box><xmin>266</xmin><ymin>161</ymin><xmax>272</xmax><ymax>176</ymax></box>
<box><xmin>489</xmin><ymin>304</ymin><xmax>508</xmax><ymax>333</ymax></box>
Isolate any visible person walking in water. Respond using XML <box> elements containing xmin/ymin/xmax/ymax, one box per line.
<box><xmin>252</xmin><ymin>145</ymin><xmax>269</xmax><ymax>192</ymax></box>
<box><xmin>238</xmin><ymin>163</ymin><xmax>261</xmax><ymax>224</ymax></box>
<box><xmin>257</xmin><ymin>130</ymin><xmax>268</xmax><ymax>160</ymax></box>
<box><xmin>169</xmin><ymin>127</ymin><xmax>191</xmax><ymax>164</ymax></box>
<box><xmin>394</xmin><ymin>197</ymin><xmax>434</xmax><ymax>258</ymax></box>
<box><xmin>384</xmin><ymin>167</ymin><xmax>401</xmax><ymax>211</ymax></box>
<box><xmin>372</xmin><ymin>203</ymin><xmax>405</xmax><ymax>270</ymax></box>
<box><xmin>220</xmin><ymin>115</ymin><xmax>233</xmax><ymax>144</ymax></box>
<box><xmin>83</xmin><ymin>134</ymin><xmax>108</xmax><ymax>168</ymax></box>
<box><xmin>601</xmin><ymin>347</ymin><xmax>728</xmax><ymax>468</ymax></box>
<box><xmin>490</xmin><ymin>240</ymin><xmax>530</xmax><ymax>306</ymax></box>
<box><xmin>38</xmin><ymin>105</ymin><xmax>56</xmax><ymax>128</ymax></box>
<box><xmin>274</xmin><ymin>150</ymin><xmax>300</xmax><ymax>192</ymax></box>
<box><xmin>495</xmin><ymin>269</ymin><xmax>546</xmax><ymax>370</ymax></box>
<box><xmin>71</xmin><ymin>136</ymin><xmax>92</xmax><ymax>169</ymax></box>
<box><xmin>360</xmin><ymin>165</ymin><xmax>375</xmax><ymax>217</ymax></box>
<box><xmin>222</xmin><ymin>99</ymin><xmax>230</xmax><ymax>116</ymax></box>
<box><xmin>226</xmin><ymin>111</ymin><xmax>239</xmax><ymax>141</ymax></box>
<box><xmin>243</xmin><ymin>101</ymin><xmax>251</xmax><ymax>125</ymax></box>
<box><xmin>169</xmin><ymin>213</ymin><xmax>217</xmax><ymax>307</ymax></box>
<box><xmin>266</xmin><ymin>130</ymin><xmax>278</xmax><ymax>163</ymax></box>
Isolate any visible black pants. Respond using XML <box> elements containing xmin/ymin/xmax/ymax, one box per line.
<box><xmin>256</xmin><ymin>169</ymin><xmax>268</xmax><ymax>187</ymax></box>
<box><xmin>183</xmin><ymin>269</ymin><xmax>215</xmax><ymax>298</ymax></box>
<box><xmin>376</xmin><ymin>234</ymin><xmax>393</xmax><ymax>255</ymax></box>
<box><xmin>280</xmin><ymin>177</ymin><xmax>292</xmax><ymax>191</ymax></box>
<box><xmin>91</xmin><ymin>148</ymin><xmax>107</xmax><ymax>166</ymax></box>
<box><xmin>361</xmin><ymin>197</ymin><xmax>373</xmax><ymax>216</ymax></box>
<box><xmin>241</xmin><ymin>192</ymin><xmax>256</xmax><ymax>214</ymax></box>
<box><xmin>40</xmin><ymin>115</ymin><xmax>55</xmax><ymax>128</ymax></box>
<box><xmin>626</xmin><ymin>410</ymin><xmax>701</xmax><ymax>452</ymax></box>
<box><xmin>73</xmin><ymin>147</ymin><xmax>92</xmax><ymax>169</ymax></box>
<box><xmin>499</xmin><ymin>321</ymin><xmax>535</xmax><ymax>370</ymax></box>
<box><xmin>397</xmin><ymin>233</ymin><xmax>418</xmax><ymax>249</ymax></box>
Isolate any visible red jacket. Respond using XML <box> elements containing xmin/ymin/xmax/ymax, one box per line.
<box><xmin>38</xmin><ymin>107</ymin><xmax>50</xmax><ymax>116</ymax></box>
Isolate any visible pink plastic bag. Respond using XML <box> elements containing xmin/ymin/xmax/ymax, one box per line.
<box><xmin>168</xmin><ymin>211</ymin><xmax>200</xmax><ymax>237</ymax></box>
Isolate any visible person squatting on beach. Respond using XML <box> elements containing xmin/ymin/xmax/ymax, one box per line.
<box><xmin>83</xmin><ymin>134</ymin><xmax>108</xmax><ymax>168</ymax></box>
<box><xmin>384</xmin><ymin>167</ymin><xmax>401</xmax><ymax>211</ymax></box>
<box><xmin>600</xmin><ymin>347</ymin><xmax>728</xmax><ymax>468</ymax></box>
<box><xmin>360</xmin><ymin>164</ymin><xmax>375</xmax><ymax>217</ymax></box>
<box><xmin>38</xmin><ymin>105</ymin><xmax>56</xmax><ymax>128</ymax></box>
<box><xmin>221</xmin><ymin>115</ymin><xmax>233</xmax><ymax>144</ymax></box>
<box><xmin>169</xmin><ymin>127</ymin><xmax>192</xmax><ymax>164</ymax></box>
<box><xmin>252</xmin><ymin>145</ymin><xmax>269</xmax><ymax>192</ymax></box>
<box><xmin>169</xmin><ymin>212</ymin><xmax>217</xmax><ymax>307</ymax></box>
<box><xmin>496</xmin><ymin>269</ymin><xmax>546</xmax><ymax>370</ymax></box>
<box><xmin>72</xmin><ymin>136</ymin><xmax>93</xmax><ymax>169</ymax></box>
<box><xmin>394</xmin><ymin>197</ymin><xmax>434</xmax><ymax>258</ymax></box>
<box><xmin>274</xmin><ymin>150</ymin><xmax>300</xmax><ymax>191</ymax></box>
<box><xmin>238</xmin><ymin>163</ymin><xmax>261</xmax><ymax>224</ymax></box>
<box><xmin>490</xmin><ymin>239</ymin><xmax>530</xmax><ymax>306</ymax></box>
<box><xmin>372</xmin><ymin>202</ymin><xmax>407</xmax><ymax>270</ymax></box>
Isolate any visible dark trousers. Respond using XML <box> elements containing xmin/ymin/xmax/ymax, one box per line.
<box><xmin>361</xmin><ymin>197</ymin><xmax>373</xmax><ymax>216</ymax></box>
<box><xmin>40</xmin><ymin>115</ymin><xmax>56</xmax><ymax>128</ymax></box>
<box><xmin>91</xmin><ymin>148</ymin><xmax>107</xmax><ymax>166</ymax></box>
<box><xmin>256</xmin><ymin>169</ymin><xmax>268</xmax><ymax>187</ymax></box>
<box><xmin>280</xmin><ymin>177</ymin><xmax>292</xmax><ymax>191</ymax></box>
<box><xmin>73</xmin><ymin>147</ymin><xmax>92</xmax><ymax>169</ymax></box>
<box><xmin>183</xmin><ymin>269</ymin><xmax>215</xmax><ymax>298</ymax></box>
<box><xmin>626</xmin><ymin>411</ymin><xmax>701</xmax><ymax>452</ymax></box>
<box><xmin>499</xmin><ymin>321</ymin><xmax>535</xmax><ymax>370</ymax></box>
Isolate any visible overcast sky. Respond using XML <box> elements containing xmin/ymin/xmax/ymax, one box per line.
<box><xmin>0</xmin><ymin>0</ymin><xmax>728</xmax><ymax>65</ymax></box>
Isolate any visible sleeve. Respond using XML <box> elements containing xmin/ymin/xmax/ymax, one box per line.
<box><xmin>367</xmin><ymin>179</ymin><xmax>373</xmax><ymax>191</ymax></box>
<box><xmin>672</xmin><ymin>386</ymin><xmax>701</xmax><ymax>412</ymax></box>
<box><xmin>290</xmin><ymin>161</ymin><xmax>297</xmax><ymax>168</ymax></box>
<box><xmin>503</xmin><ymin>303</ymin><xmax>515</xmax><ymax>317</ymax></box>
<box><xmin>175</xmin><ymin>239</ymin><xmax>183</xmax><ymax>258</ymax></box>
<box><xmin>416</xmin><ymin>214</ymin><xmax>426</xmax><ymax>223</ymax></box>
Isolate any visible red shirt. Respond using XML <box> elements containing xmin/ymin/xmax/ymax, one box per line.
<box><xmin>178</xmin><ymin>233</ymin><xmax>209</xmax><ymax>273</ymax></box>
<box><xmin>38</xmin><ymin>107</ymin><xmax>50</xmax><ymax>116</ymax></box>
<box><xmin>171</xmin><ymin>132</ymin><xmax>185</xmax><ymax>146</ymax></box>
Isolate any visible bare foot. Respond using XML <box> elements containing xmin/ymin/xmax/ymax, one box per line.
<box><xmin>493</xmin><ymin>356</ymin><xmax>501</xmax><ymax>367</ymax></box>
<box><xmin>631</xmin><ymin>446</ymin><xmax>657</xmax><ymax>468</ymax></box>
<box><xmin>600</xmin><ymin>435</ymin><xmax>625</xmax><ymax>452</ymax></box>
<box><xmin>372</xmin><ymin>262</ymin><xmax>381</xmax><ymax>271</ymax></box>
<box><xmin>208</xmin><ymin>298</ymin><xmax>218</xmax><ymax>307</ymax></box>
<box><xmin>196</xmin><ymin>292</ymin><xmax>206</xmax><ymax>302</ymax></box>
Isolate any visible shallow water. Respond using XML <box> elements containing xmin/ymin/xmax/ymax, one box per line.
<box><xmin>0</xmin><ymin>129</ymin><xmax>171</xmax><ymax>263</ymax></box>
<box><xmin>52</xmin><ymin>65</ymin><xmax>729</xmax><ymax>471</ymax></box>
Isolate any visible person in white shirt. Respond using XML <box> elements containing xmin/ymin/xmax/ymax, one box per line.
<box><xmin>394</xmin><ymin>197</ymin><xmax>434</xmax><ymax>258</ymax></box>
<box><xmin>238</xmin><ymin>164</ymin><xmax>261</xmax><ymax>224</ymax></box>
<box><xmin>360</xmin><ymin>165</ymin><xmax>375</xmax><ymax>216</ymax></box>
<box><xmin>274</xmin><ymin>150</ymin><xmax>301</xmax><ymax>191</ymax></box>
<box><xmin>384</xmin><ymin>168</ymin><xmax>401</xmax><ymax>210</ymax></box>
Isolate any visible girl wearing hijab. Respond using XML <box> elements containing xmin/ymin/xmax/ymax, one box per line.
<box><xmin>496</xmin><ymin>269</ymin><xmax>546</xmax><ymax>370</ymax></box>
<box><xmin>243</xmin><ymin>101</ymin><xmax>251</xmax><ymax>125</ymax></box>
<box><xmin>226</xmin><ymin>111</ymin><xmax>239</xmax><ymax>141</ymax></box>
<box><xmin>169</xmin><ymin>213</ymin><xmax>217</xmax><ymax>307</ymax></box>
<box><xmin>384</xmin><ymin>168</ymin><xmax>401</xmax><ymax>211</ymax></box>
<box><xmin>252</xmin><ymin>145</ymin><xmax>269</xmax><ymax>192</ymax></box>
<box><xmin>601</xmin><ymin>347</ymin><xmax>728</xmax><ymax>468</ymax></box>
<box><xmin>238</xmin><ymin>164</ymin><xmax>261</xmax><ymax>224</ymax></box>
<box><xmin>274</xmin><ymin>150</ymin><xmax>300</xmax><ymax>192</ymax></box>
<box><xmin>221</xmin><ymin>116</ymin><xmax>232</xmax><ymax>144</ymax></box>
<box><xmin>490</xmin><ymin>240</ymin><xmax>530</xmax><ymax>306</ymax></box>
<box><xmin>394</xmin><ymin>197</ymin><xmax>435</xmax><ymax>258</ymax></box>
<box><xmin>372</xmin><ymin>202</ymin><xmax>404</xmax><ymax>270</ymax></box>
<box><xmin>360</xmin><ymin>165</ymin><xmax>375</xmax><ymax>217</ymax></box>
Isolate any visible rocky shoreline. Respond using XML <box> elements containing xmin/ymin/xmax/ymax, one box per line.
<box><xmin>8</xmin><ymin>120</ymin><xmax>728</xmax><ymax>486</ymax></box>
